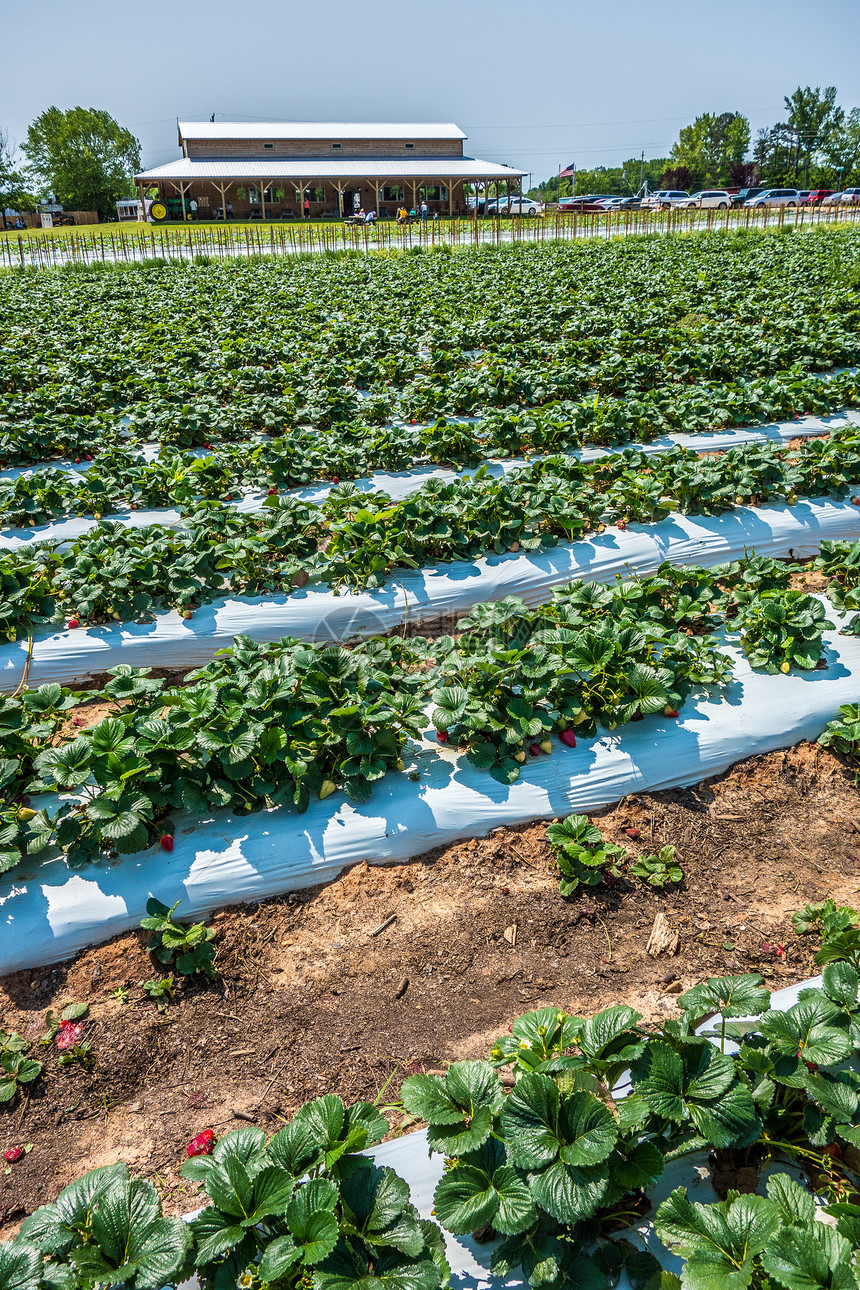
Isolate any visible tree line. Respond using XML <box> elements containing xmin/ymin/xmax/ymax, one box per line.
<box><xmin>536</xmin><ymin>85</ymin><xmax>860</xmax><ymax>199</ymax></box>
<box><xmin>1</xmin><ymin>107</ymin><xmax>140</xmax><ymax>226</ymax></box>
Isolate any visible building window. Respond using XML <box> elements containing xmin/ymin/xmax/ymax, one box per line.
<box><xmin>331</xmin><ymin>142</ymin><xmax>342</xmax><ymax>150</ymax></box>
<box><xmin>263</xmin><ymin>142</ymin><xmax>274</xmax><ymax>150</ymax></box>
<box><xmin>383</xmin><ymin>185</ymin><xmax>405</xmax><ymax>202</ymax></box>
<box><xmin>420</xmin><ymin>185</ymin><xmax>448</xmax><ymax>201</ymax></box>
<box><xmin>248</xmin><ymin>187</ymin><xmax>273</xmax><ymax>205</ymax></box>
<box><xmin>404</xmin><ymin>142</ymin><xmax>415</xmax><ymax>149</ymax></box>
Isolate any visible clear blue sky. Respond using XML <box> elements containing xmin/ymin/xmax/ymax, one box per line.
<box><xmin>5</xmin><ymin>0</ymin><xmax>860</xmax><ymax>184</ymax></box>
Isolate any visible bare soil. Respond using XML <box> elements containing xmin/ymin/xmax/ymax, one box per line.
<box><xmin>2</xmin><ymin>740</ymin><xmax>859</xmax><ymax>1232</ymax></box>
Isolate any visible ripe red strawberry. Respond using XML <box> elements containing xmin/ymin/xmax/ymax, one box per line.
<box><xmin>160</xmin><ymin>834</ymin><xmax>174</xmax><ymax>852</ymax></box>
<box><xmin>332</xmin><ymin>476</ymin><xmax>339</xmax><ymax>485</ymax></box>
<box><xmin>74</xmin><ymin>458</ymin><xmax>81</xmax><ymax>464</ymax></box>
<box><xmin>4</xmin><ymin>1146</ymin><xmax>24</xmax><ymax>1163</ymax></box>
<box><xmin>664</xmin><ymin>706</ymin><xmax>679</xmax><ymax>718</ymax></box>
<box><xmin>625</xmin><ymin>828</ymin><xmax>640</xmax><ymax>840</ymax></box>
<box><xmin>436</xmin><ymin>730</ymin><xmax>449</xmax><ymax>743</ymax></box>
<box><xmin>267</xmin><ymin>487</ymin><xmax>278</xmax><ymax>495</ymax></box>
<box><xmin>67</xmin><ymin>618</ymin><xmax>80</xmax><ymax>629</ymax></box>
<box><xmin>56</xmin><ymin>1021</ymin><xmax>85</xmax><ymax>1051</ymax></box>
<box><xmin>186</xmin><ymin>1129</ymin><xmax>215</xmax><ymax>1157</ymax></box>
<box><xmin>559</xmin><ymin>729</ymin><xmax>576</xmax><ymax>748</ymax></box>
<box><xmin>853</xmin><ymin>497</ymin><xmax>860</xmax><ymax>506</ymax></box>
<box><xmin>529</xmin><ymin>742</ymin><xmax>541</xmax><ymax>756</ymax></box>
<box><xmin>85</xmin><ymin>454</ymin><xmax>93</xmax><ymax>461</ymax></box>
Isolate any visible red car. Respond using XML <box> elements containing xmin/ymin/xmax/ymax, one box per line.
<box><xmin>804</xmin><ymin>189</ymin><xmax>833</xmax><ymax>204</ymax></box>
<box><xmin>557</xmin><ymin>194</ymin><xmax>618</xmax><ymax>214</ymax></box>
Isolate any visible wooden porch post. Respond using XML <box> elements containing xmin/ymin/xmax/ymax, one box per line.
<box><xmin>448</xmin><ymin>179</ymin><xmax>454</xmax><ymax>218</ymax></box>
<box><xmin>210</xmin><ymin>181</ymin><xmax>228</xmax><ymax>218</ymax></box>
<box><xmin>137</xmin><ymin>181</ymin><xmax>146</xmax><ymax>220</ymax></box>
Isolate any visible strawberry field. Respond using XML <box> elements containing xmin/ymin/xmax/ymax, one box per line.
<box><xmin>3</xmin><ymin>225</ymin><xmax>860</xmax><ymax>1286</ymax></box>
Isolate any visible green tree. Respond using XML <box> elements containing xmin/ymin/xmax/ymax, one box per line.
<box><xmin>23</xmin><ymin>107</ymin><xmax>141</xmax><ymax>220</ymax></box>
<box><xmin>0</xmin><ymin>130</ymin><xmax>34</xmax><ymax>230</ymax></box>
<box><xmin>753</xmin><ymin>124</ymin><xmax>797</xmax><ymax>187</ymax></box>
<box><xmin>670</xmin><ymin>112</ymin><xmax>750</xmax><ymax>188</ymax></box>
<box><xmin>782</xmin><ymin>85</ymin><xmax>844</xmax><ymax>186</ymax></box>
<box><xmin>819</xmin><ymin>106</ymin><xmax>860</xmax><ymax>187</ymax></box>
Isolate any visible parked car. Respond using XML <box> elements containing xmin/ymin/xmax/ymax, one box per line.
<box><xmin>684</xmin><ymin>190</ymin><xmax>732</xmax><ymax>209</ymax></box>
<box><xmin>557</xmin><ymin>194</ymin><xmax>618</xmax><ymax>213</ymax></box>
<box><xmin>597</xmin><ymin>196</ymin><xmax>640</xmax><ymax>210</ymax></box>
<box><xmin>731</xmin><ymin>187</ymin><xmax>767</xmax><ymax>207</ymax></box>
<box><xmin>493</xmin><ymin>196</ymin><xmax>545</xmax><ymax>216</ymax></box>
<box><xmin>641</xmin><ymin>190</ymin><xmax>692</xmax><ymax>210</ymax></box>
<box><xmin>804</xmin><ymin>189</ymin><xmax>833</xmax><ymax>204</ymax></box>
<box><xmin>743</xmin><ymin>188</ymin><xmax>801</xmax><ymax>208</ymax></box>
<box><xmin>824</xmin><ymin>187</ymin><xmax>860</xmax><ymax>205</ymax></box>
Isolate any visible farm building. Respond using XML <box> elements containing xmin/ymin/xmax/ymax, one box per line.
<box><xmin>133</xmin><ymin>120</ymin><xmax>526</xmax><ymax>220</ymax></box>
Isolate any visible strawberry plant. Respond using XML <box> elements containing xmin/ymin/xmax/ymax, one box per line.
<box><xmin>0</xmin><ymin>1046</ymin><xmax>41</xmax><ymax>1106</ymax></box>
<box><xmin>142</xmin><ymin>977</ymin><xmax>176</xmax><ymax>1012</ymax></box>
<box><xmin>816</xmin><ymin>539</ymin><xmax>860</xmax><ymax>610</ymax></box>
<box><xmin>792</xmin><ymin>899</ymin><xmax>860</xmax><ymax>969</ymax></box>
<box><xmin>545</xmin><ymin>814</ymin><xmax>625</xmax><ymax>897</ymax></box>
<box><xmin>140</xmin><ymin>899</ymin><xmax>217</xmax><ymax>979</ymax></box>
<box><xmin>819</xmin><ymin>702</ymin><xmax>860</xmax><ymax>767</ymax></box>
<box><xmin>728</xmin><ymin>588</ymin><xmax>834</xmax><ymax>673</ymax></box>
<box><xmin>629</xmin><ymin>843</ymin><xmax>683</xmax><ymax>888</ymax></box>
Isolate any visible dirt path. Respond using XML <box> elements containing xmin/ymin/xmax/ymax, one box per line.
<box><xmin>2</xmin><ymin>740</ymin><xmax>858</xmax><ymax>1231</ymax></box>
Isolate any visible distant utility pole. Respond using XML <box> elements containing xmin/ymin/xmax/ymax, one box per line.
<box><xmin>639</xmin><ymin>150</ymin><xmax>644</xmax><ymax>190</ymax></box>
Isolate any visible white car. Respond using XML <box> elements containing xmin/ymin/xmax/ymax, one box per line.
<box><xmin>824</xmin><ymin>187</ymin><xmax>860</xmax><ymax>205</ymax></box>
<box><xmin>493</xmin><ymin>196</ymin><xmax>544</xmax><ymax>216</ymax></box>
<box><xmin>641</xmin><ymin>190</ymin><xmax>691</xmax><ymax>210</ymax></box>
<box><xmin>743</xmin><ymin>188</ymin><xmax>801</xmax><ymax>208</ymax></box>
<box><xmin>685</xmin><ymin>190</ymin><xmax>732</xmax><ymax>209</ymax></box>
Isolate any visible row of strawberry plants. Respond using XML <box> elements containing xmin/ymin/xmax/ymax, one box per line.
<box><xmin>4</xmin><ymin>431</ymin><xmax>860</xmax><ymax>641</ymax></box>
<box><xmin>4</xmin><ymin>914</ymin><xmax>860</xmax><ymax>1289</ymax></box>
<box><xmin>3</xmin><ymin>366</ymin><xmax>858</xmax><ymax>516</ymax></box>
<box><xmin>0</xmin><ymin>557</ymin><xmax>838</xmax><ymax>875</ymax></box>
<box><xmin>2</xmin><ymin>228</ymin><xmax>859</xmax><ymax>463</ymax></box>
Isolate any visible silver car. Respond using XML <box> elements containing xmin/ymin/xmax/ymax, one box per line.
<box><xmin>743</xmin><ymin>188</ymin><xmax>801</xmax><ymax>208</ymax></box>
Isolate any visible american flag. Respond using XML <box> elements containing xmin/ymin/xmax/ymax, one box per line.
<box><xmin>559</xmin><ymin>162</ymin><xmax>576</xmax><ymax>178</ymax></box>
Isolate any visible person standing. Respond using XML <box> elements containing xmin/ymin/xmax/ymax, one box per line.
<box><xmin>420</xmin><ymin>199</ymin><xmax>429</xmax><ymax>223</ymax></box>
<box><xmin>303</xmin><ymin>193</ymin><xmax>310</xmax><ymax>219</ymax></box>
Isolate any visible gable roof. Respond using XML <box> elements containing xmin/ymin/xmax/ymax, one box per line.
<box><xmin>178</xmin><ymin>121</ymin><xmax>468</xmax><ymax>141</ymax></box>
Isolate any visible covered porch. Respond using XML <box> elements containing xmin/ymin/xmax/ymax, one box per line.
<box><xmin>134</xmin><ymin>157</ymin><xmax>526</xmax><ymax>222</ymax></box>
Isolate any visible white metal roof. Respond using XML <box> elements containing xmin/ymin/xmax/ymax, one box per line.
<box><xmin>178</xmin><ymin>121</ymin><xmax>467</xmax><ymax>141</ymax></box>
<box><xmin>135</xmin><ymin>156</ymin><xmax>525</xmax><ymax>182</ymax></box>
